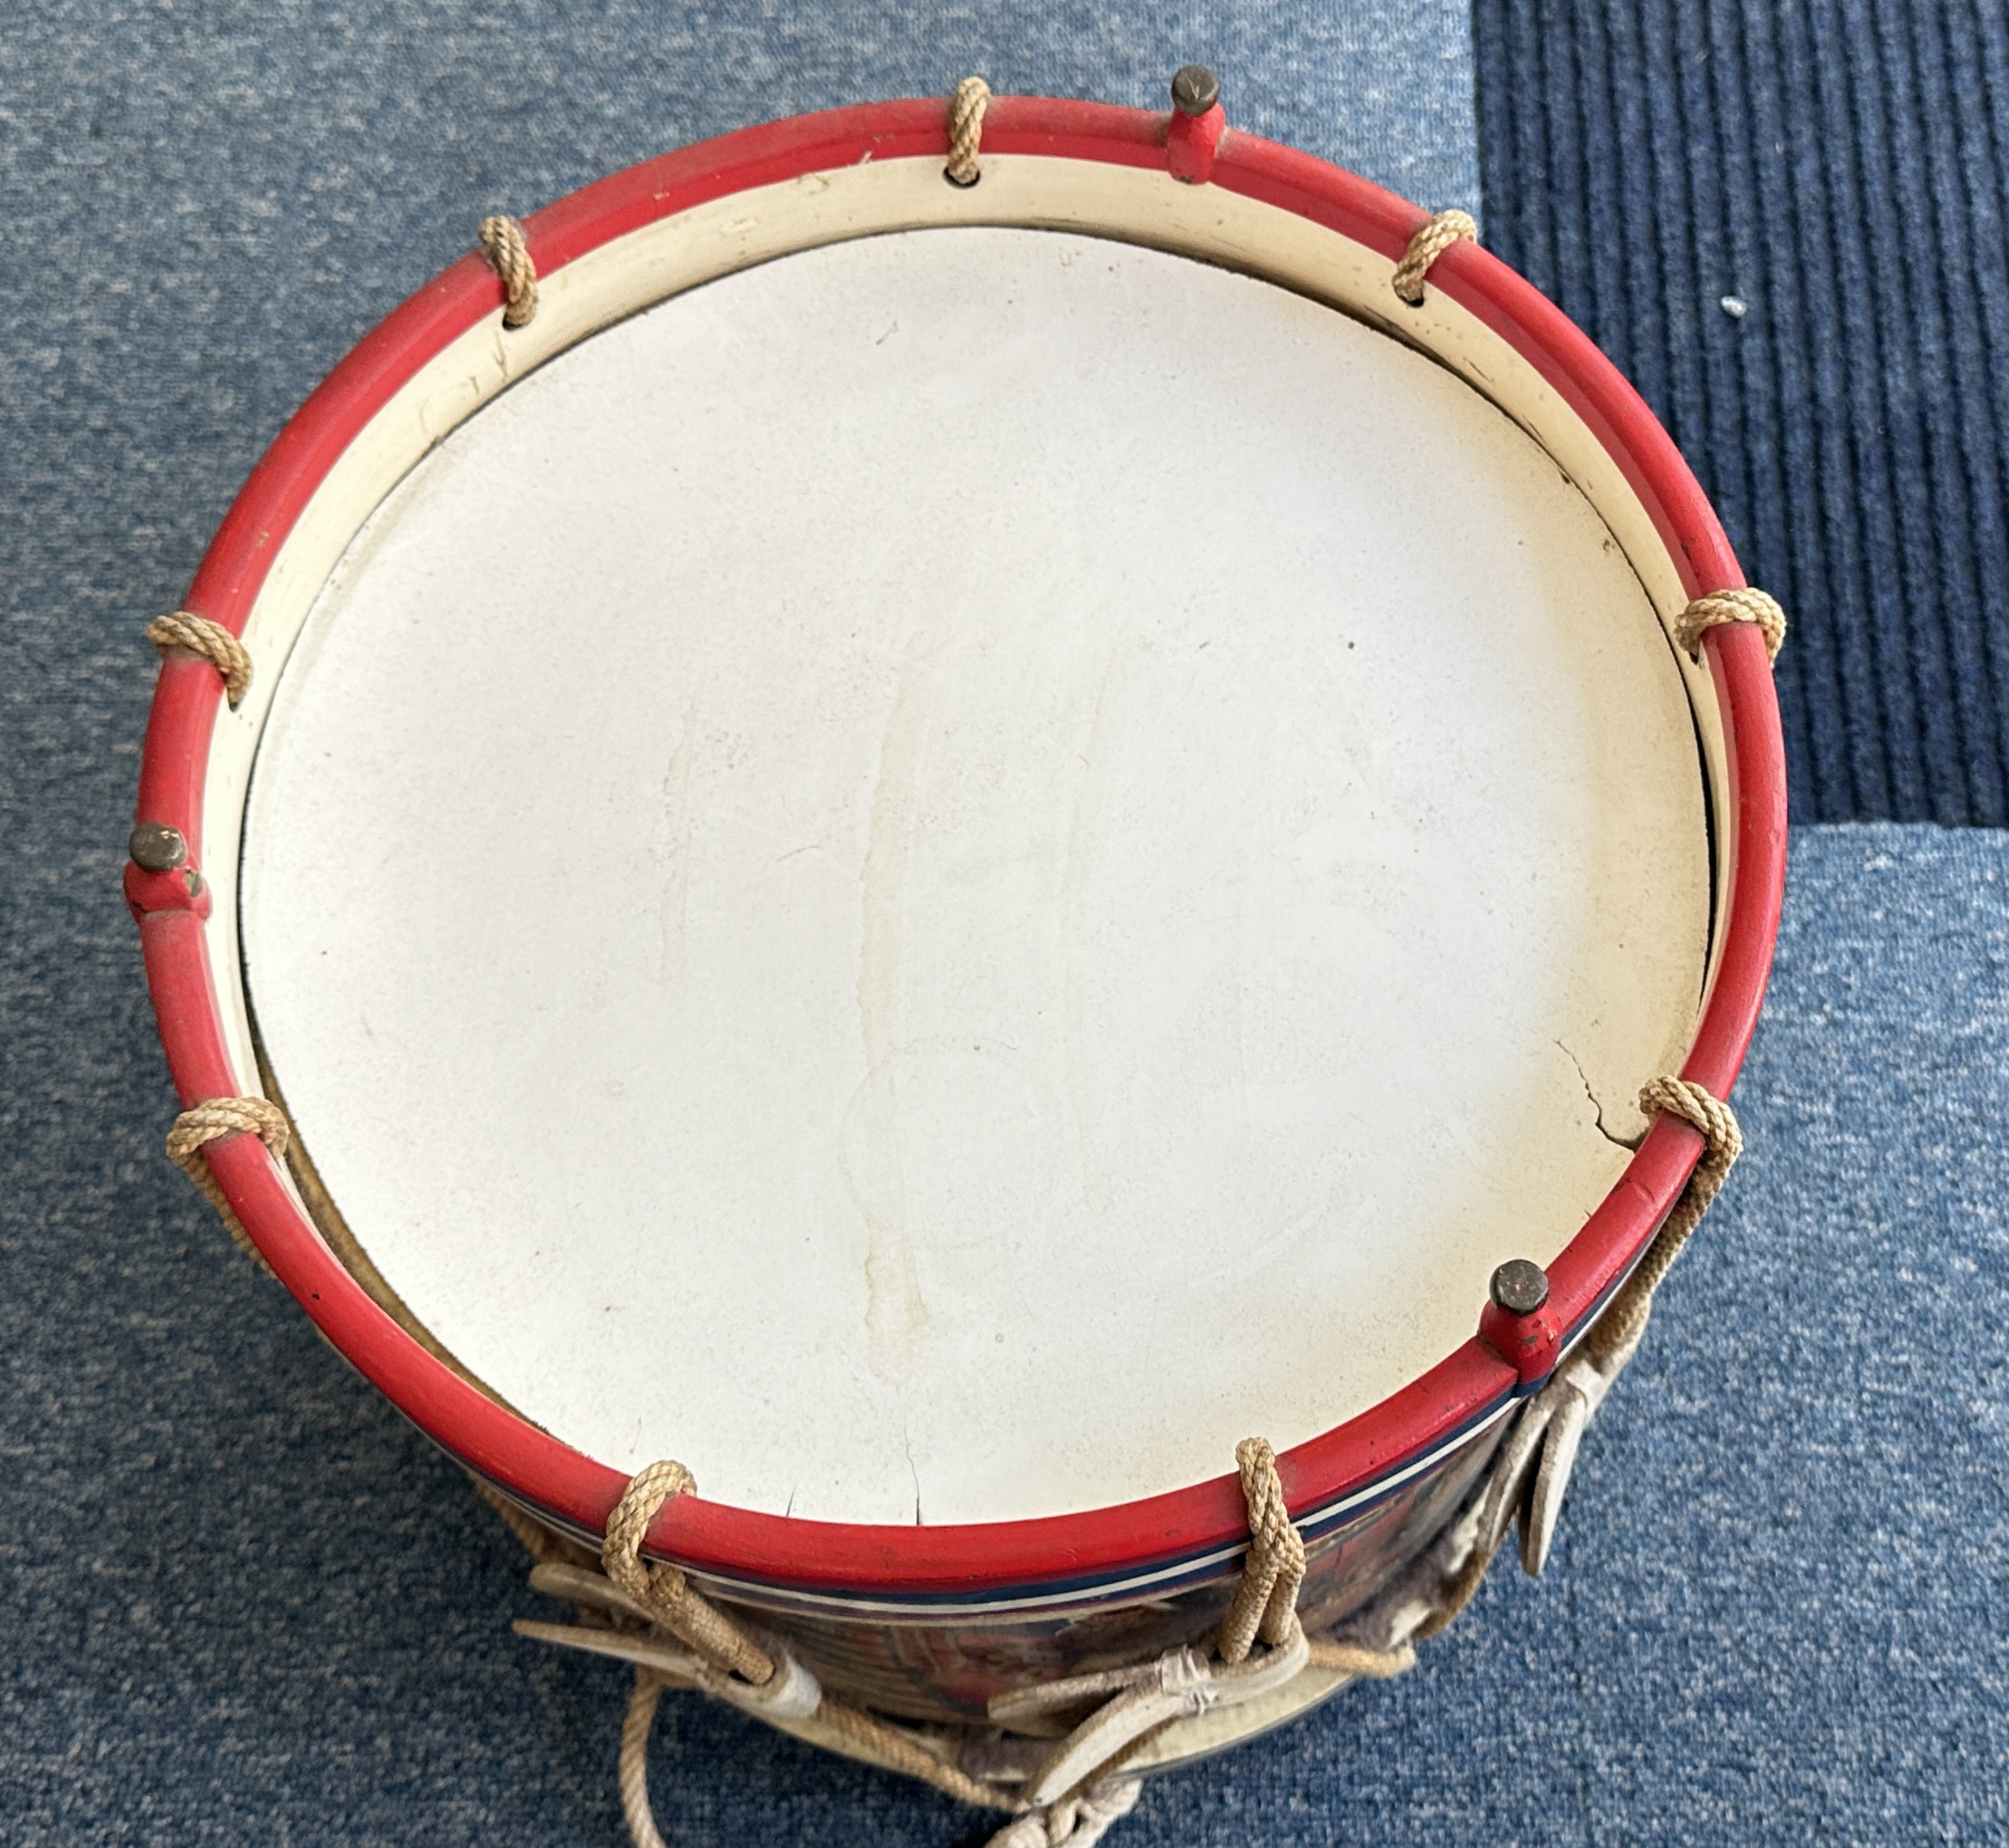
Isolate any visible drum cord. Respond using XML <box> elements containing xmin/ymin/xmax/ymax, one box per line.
<box><xmin>146</xmin><ymin>610</ymin><xmax>253</xmax><ymax>706</ymax></box>
<box><xmin>476</xmin><ymin>215</ymin><xmax>539</xmax><ymax>328</ymax></box>
<box><xmin>472</xmin><ymin>73</ymin><xmax>986</xmax><ymax>347</ymax></box>
<box><xmin>1675</xmin><ymin>586</ymin><xmax>1788</xmax><ymax>663</ymax></box>
<box><xmin>1391</xmin><ymin>210</ymin><xmax>1477</xmax><ymax>305</ymax></box>
<box><xmin>946</xmin><ymin>78</ymin><xmax>990</xmax><ymax>187</ymax></box>
<box><xmin>532</xmin><ymin>1437</ymin><xmax>1362</xmax><ymax>1848</ymax></box>
<box><xmin>161</xmin><ymin>1095</ymin><xmax>289</xmax><ymax>1279</ymax></box>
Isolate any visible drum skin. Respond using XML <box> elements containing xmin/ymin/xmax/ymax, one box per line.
<box><xmin>128</xmin><ymin>94</ymin><xmax>1787</xmax><ymax>1734</ymax></box>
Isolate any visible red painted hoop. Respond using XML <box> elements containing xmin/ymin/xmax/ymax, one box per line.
<box><xmin>130</xmin><ymin>95</ymin><xmax>1787</xmax><ymax>1602</ymax></box>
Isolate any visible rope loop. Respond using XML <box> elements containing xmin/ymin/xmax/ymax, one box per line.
<box><xmin>1215</xmin><ymin>1436</ymin><xmax>1306</xmax><ymax>1663</ymax></box>
<box><xmin>1391</xmin><ymin>208</ymin><xmax>1477</xmax><ymax>305</ymax></box>
<box><xmin>1586</xmin><ymin>1076</ymin><xmax>1743</xmax><ymax>1368</ymax></box>
<box><xmin>146</xmin><ymin>611</ymin><xmax>252</xmax><ymax>706</ymax></box>
<box><xmin>477</xmin><ymin>214</ymin><xmax>539</xmax><ymax>327</ymax></box>
<box><xmin>164</xmin><ymin>1096</ymin><xmax>290</xmax><ymax>1274</ymax></box>
<box><xmin>1674</xmin><ymin>586</ymin><xmax>1786</xmax><ymax>663</ymax></box>
<box><xmin>602</xmin><ymin>1461</ymin><xmax>775</xmax><ymax>1686</ymax></box>
<box><xmin>1638</xmin><ymin>1074</ymin><xmax>1743</xmax><ymax>1176</ymax></box>
<box><xmin>603</xmin><ymin>1459</ymin><xmax>697</xmax><ymax>1588</ymax></box>
<box><xmin>947</xmin><ymin>76</ymin><xmax>991</xmax><ymax>186</ymax></box>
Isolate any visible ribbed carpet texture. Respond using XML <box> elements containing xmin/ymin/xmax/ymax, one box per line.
<box><xmin>4</xmin><ymin>1</ymin><xmax>2006</xmax><ymax>1842</ymax></box>
<box><xmin>1475</xmin><ymin>0</ymin><xmax>2009</xmax><ymax>825</ymax></box>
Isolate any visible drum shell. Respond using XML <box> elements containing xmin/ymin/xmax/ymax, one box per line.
<box><xmin>685</xmin><ymin>1416</ymin><xmax>1501</xmax><ymax>1722</ymax></box>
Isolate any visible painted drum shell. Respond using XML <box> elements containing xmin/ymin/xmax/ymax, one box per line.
<box><xmin>697</xmin><ymin>1418</ymin><xmax>1502</xmax><ymax>1723</ymax></box>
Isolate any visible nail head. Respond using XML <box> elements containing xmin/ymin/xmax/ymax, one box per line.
<box><xmin>1489</xmin><ymin>1259</ymin><xmax>1550</xmax><ymax>1316</ymax></box>
<box><xmin>1171</xmin><ymin>65</ymin><xmax>1221</xmax><ymax>117</ymax></box>
<box><xmin>128</xmin><ymin>821</ymin><xmax>187</xmax><ymax>873</ymax></box>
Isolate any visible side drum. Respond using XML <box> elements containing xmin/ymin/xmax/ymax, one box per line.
<box><xmin>130</xmin><ymin>74</ymin><xmax>1786</xmax><ymax>1844</ymax></box>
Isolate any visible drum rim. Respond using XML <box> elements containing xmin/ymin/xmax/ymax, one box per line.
<box><xmin>130</xmin><ymin>94</ymin><xmax>1786</xmax><ymax>1602</ymax></box>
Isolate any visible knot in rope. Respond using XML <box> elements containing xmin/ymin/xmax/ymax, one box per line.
<box><xmin>947</xmin><ymin>76</ymin><xmax>991</xmax><ymax>186</ymax></box>
<box><xmin>1391</xmin><ymin>207</ymin><xmax>1477</xmax><ymax>305</ymax></box>
<box><xmin>1215</xmin><ymin>1436</ymin><xmax>1306</xmax><ymax>1663</ymax></box>
<box><xmin>1155</xmin><ymin>1644</ymin><xmax>1218</xmax><ymax>1709</ymax></box>
<box><xmin>477</xmin><ymin>214</ymin><xmax>539</xmax><ymax>328</ymax></box>
<box><xmin>1673</xmin><ymin>586</ymin><xmax>1786</xmax><ymax>663</ymax></box>
<box><xmin>987</xmin><ymin>1777</ymin><xmax>1142</xmax><ymax>1848</ymax></box>
<box><xmin>146</xmin><ymin>611</ymin><xmax>252</xmax><ymax>706</ymax></box>
<box><xmin>1639</xmin><ymin>1074</ymin><xmax>1743</xmax><ymax>1176</ymax></box>
<box><xmin>993</xmin><ymin>1625</ymin><xmax>1307</xmax><ymax>1818</ymax></box>
<box><xmin>164</xmin><ymin>1096</ymin><xmax>289</xmax><ymax>1273</ymax></box>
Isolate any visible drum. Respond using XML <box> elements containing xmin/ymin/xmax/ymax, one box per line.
<box><xmin>129</xmin><ymin>74</ymin><xmax>1786</xmax><ymax>1844</ymax></box>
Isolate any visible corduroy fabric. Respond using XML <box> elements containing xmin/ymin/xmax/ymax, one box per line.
<box><xmin>1474</xmin><ymin>0</ymin><xmax>2009</xmax><ymax>825</ymax></box>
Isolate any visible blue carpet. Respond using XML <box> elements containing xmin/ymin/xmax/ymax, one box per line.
<box><xmin>1474</xmin><ymin>0</ymin><xmax>2009</xmax><ymax>825</ymax></box>
<box><xmin>4</xmin><ymin>3</ymin><xmax>2006</xmax><ymax>1842</ymax></box>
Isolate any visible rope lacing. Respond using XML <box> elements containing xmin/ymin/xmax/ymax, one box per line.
<box><xmin>507</xmin><ymin>1436</ymin><xmax>1338</xmax><ymax>1846</ymax></box>
<box><xmin>1675</xmin><ymin>586</ymin><xmax>1787</xmax><ymax>664</ymax></box>
<box><xmin>478</xmin><ymin>1072</ymin><xmax>1744</xmax><ymax>1845</ymax></box>
<box><xmin>146</xmin><ymin>611</ymin><xmax>252</xmax><ymax>706</ymax></box>
<box><xmin>576</xmin><ymin>1460</ymin><xmax>1009</xmax><ymax>1841</ymax></box>
<box><xmin>947</xmin><ymin>77</ymin><xmax>990</xmax><ymax>186</ymax></box>
<box><xmin>1216</xmin><ymin>1436</ymin><xmax>1306</xmax><ymax>1662</ymax></box>
<box><xmin>978</xmin><ymin>1437</ymin><xmax>1316</xmax><ymax>1842</ymax></box>
<box><xmin>477</xmin><ymin>214</ymin><xmax>539</xmax><ymax>327</ymax></box>
<box><xmin>164</xmin><ymin>1096</ymin><xmax>289</xmax><ymax>1276</ymax></box>
<box><xmin>602</xmin><ymin>1460</ymin><xmax>774</xmax><ymax>1683</ymax></box>
<box><xmin>1391</xmin><ymin>208</ymin><xmax>1477</xmax><ymax>305</ymax></box>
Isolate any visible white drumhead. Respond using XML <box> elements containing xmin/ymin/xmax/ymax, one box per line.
<box><xmin>241</xmin><ymin>226</ymin><xmax>1707</xmax><ymax>1527</ymax></box>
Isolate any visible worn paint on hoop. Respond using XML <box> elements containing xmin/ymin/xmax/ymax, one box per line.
<box><xmin>130</xmin><ymin>95</ymin><xmax>1787</xmax><ymax>1611</ymax></box>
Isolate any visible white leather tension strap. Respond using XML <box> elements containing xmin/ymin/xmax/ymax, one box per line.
<box><xmin>993</xmin><ymin>1628</ymin><xmax>1311</xmax><ymax>1813</ymax></box>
